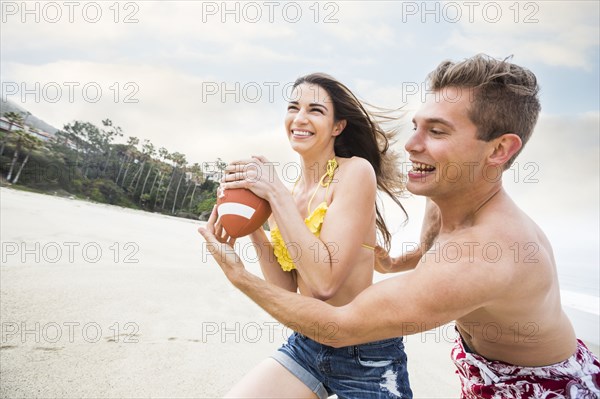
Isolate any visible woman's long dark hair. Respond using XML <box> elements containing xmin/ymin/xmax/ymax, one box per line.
<box><xmin>293</xmin><ymin>73</ymin><xmax>407</xmax><ymax>250</ymax></box>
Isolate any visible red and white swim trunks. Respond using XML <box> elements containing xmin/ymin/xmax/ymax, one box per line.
<box><xmin>452</xmin><ymin>335</ymin><xmax>600</xmax><ymax>398</ymax></box>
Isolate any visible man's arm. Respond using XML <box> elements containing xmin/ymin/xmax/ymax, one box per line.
<box><xmin>199</xmin><ymin>226</ymin><xmax>511</xmax><ymax>348</ymax></box>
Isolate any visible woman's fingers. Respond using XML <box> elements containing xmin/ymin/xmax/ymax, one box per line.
<box><xmin>225</xmin><ymin>158</ymin><xmax>262</xmax><ymax>171</ymax></box>
<box><xmin>251</xmin><ymin>155</ymin><xmax>269</xmax><ymax>163</ymax></box>
<box><xmin>373</xmin><ymin>245</ymin><xmax>393</xmax><ymax>271</ymax></box>
<box><xmin>221</xmin><ymin>170</ymin><xmax>259</xmax><ymax>183</ymax></box>
<box><xmin>220</xmin><ymin>180</ymin><xmax>250</xmax><ymax>191</ymax></box>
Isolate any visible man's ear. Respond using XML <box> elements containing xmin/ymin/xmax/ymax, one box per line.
<box><xmin>488</xmin><ymin>133</ymin><xmax>522</xmax><ymax>167</ymax></box>
<box><xmin>333</xmin><ymin>119</ymin><xmax>347</xmax><ymax>136</ymax></box>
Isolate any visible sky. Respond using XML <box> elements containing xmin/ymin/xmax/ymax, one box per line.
<box><xmin>1</xmin><ymin>0</ymin><xmax>599</xmax><ymax>293</ymax></box>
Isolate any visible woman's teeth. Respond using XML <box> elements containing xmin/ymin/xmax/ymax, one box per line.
<box><xmin>293</xmin><ymin>130</ymin><xmax>314</xmax><ymax>137</ymax></box>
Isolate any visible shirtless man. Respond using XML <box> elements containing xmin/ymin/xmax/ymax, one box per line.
<box><xmin>199</xmin><ymin>54</ymin><xmax>600</xmax><ymax>397</ymax></box>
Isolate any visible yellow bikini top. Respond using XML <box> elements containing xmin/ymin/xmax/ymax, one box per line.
<box><xmin>270</xmin><ymin>158</ymin><xmax>374</xmax><ymax>272</ymax></box>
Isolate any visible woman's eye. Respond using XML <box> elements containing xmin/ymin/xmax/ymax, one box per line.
<box><xmin>310</xmin><ymin>108</ymin><xmax>324</xmax><ymax>114</ymax></box>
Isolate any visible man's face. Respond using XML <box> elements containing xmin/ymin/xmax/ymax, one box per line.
<box><xmin>406</xmin><ymin>87</ymin><xmax>491</xmax><ymax>198</ymax></box>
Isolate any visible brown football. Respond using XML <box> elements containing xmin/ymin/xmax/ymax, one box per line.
<box><xmin>216</xmin><ymin>188</ymin><xmax>271</xmax><ymax>238</ymax></box>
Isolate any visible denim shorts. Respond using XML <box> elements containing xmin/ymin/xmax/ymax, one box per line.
<box><xmin>271</xmin><ymin>332</ymin><xmax>412</xmax><ymax>399</ymax></box>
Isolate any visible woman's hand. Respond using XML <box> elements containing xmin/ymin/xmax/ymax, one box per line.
<box><xmin>373</xmin><ymin>199</ymin><xmax>441</xmax><ymax>274</ymax></box>
<box><xmin>219</xmin><ymin>155</ymin><xmax>284</xmax><ymax>201</ymax></box>
<box><xmin>374</xmin><ymin>245</ymin><xmax>395</xmax><ymax>273</ymax></box>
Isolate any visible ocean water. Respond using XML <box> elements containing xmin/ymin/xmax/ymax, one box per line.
<box><xmin>556</xmin><ymin>255</ymin><xmax>599</xmax><ymax>345</ymax></box>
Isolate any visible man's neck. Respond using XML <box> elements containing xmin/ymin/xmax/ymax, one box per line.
<box><xmin>433</xmin><ymin>184</ymin><xmax>504</xmax><ymax>233</ymax></box>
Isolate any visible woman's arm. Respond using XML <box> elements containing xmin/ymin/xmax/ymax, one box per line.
<box><xmin>375</xmin><ymin>198</ymin><xmax>441</xmax><ymax>274</ymax></box>
<box><xmin>268</xmin><ymin>157</ymin><xmax>377</xmax><ymax>300</ymax></box>
<box><xmin>222</xmin><ymin>156</ymin><xmax>377</xmax><ymax>300</ymax></box>
<box><xmin>374</xmin><ymin>245</ymin><xmax>422</xmax><ymax>273</ymax></box>
<box><xmin>247</xmin><ymin>222</ymin><xmax>297</xmax><ymax>292</ymax></box>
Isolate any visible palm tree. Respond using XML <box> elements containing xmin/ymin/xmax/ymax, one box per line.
<box><xmin>153</xmin><ymin>147</ymin><xmax>170</xmax><ymax>209</ymax></box>
<box><xmin>187</xmin><ymin>163</ymin><xmax>204</xmax><ymax>211</ymax></box>
<box><xmin>139</xmin><ymin>141</ymin><xmax>157</xmax><ymax>202</ymax></box>
<box><xmin>1</xmin><ymin>112</ymin><xmax>24</xmax><ymax>158</ymax></box>
<box><xmin>6</xmin><ymin>130</ymin><xmax>27</xmax><ymax>182</ymax></box>
<box><xmin>118</xmin><ymin>136</ymin><xmax>139</xmax><ymax>188</ymax></box>
<box><xmin>12</xmin><ymin>134</ymin><xmax>43</xmax><ymax>184</ymax></box>
<box><xmin>100</xmin><ymin>119</ymin><xmax>123</xmax><ymax>179</ymax></box>
<box><xmin>61</xmin><ymin>121</ymin><xmax>92</xmax><ymax>176</ymax></box>
<box><xmin>3</xmin><ymin>111</ymin><xmax>24</xmax><ymax>131</ymax></box>
<box><xmin>171</xmin><ymin>153</ymin><xmax>188</xmax><ymax>214</ymax></box>
<box><xmin>161</xmin><ymin>151</ymin><xmax>180</xmax><ymax>210</ymax></box>
<box><xmin>114</xmin><ymin>144</ymin><xmax>129</xmax><ymax>183</ymax></box>
<box><xmin>0</xmin><ymin>131</ymin><xmax>7</xmax><ymax>157</ymax></box>
<box><xmin>216</xmin><ymin>157</ymin><xmax>227</xmax><ymax>180</ymax></box>
<box><xmin>131</xmin><ymin>139</ymin><xmax>154</xmax><ymax>195</ymax></box>
<box><xmin>80</xmin><ymin>122</ymin><xmax>102</xmax><ymax>179</ymax></box>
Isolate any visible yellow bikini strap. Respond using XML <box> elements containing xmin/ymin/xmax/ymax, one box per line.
<box><xmin>307</xmin><ymin>158</ymin><xmax>338</xmax><ymax>214</ymax></box>
<box><xmin>291</xmin><ymin>175</ymin><xmax>301</xmax><ymax>195</ymax></box>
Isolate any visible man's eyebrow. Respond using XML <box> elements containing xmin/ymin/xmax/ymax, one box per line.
<box><xmin>412</xmin><ymin>117</ymin><xmax>456</xmax><ymax>130</ymax></box>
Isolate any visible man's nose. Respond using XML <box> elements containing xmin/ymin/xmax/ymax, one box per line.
<box><xmin>405</xmin><ymin>129</ymin><xmax>424</xmax><ymax>153</ymax></box>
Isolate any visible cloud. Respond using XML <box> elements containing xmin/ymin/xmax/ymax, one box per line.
<box><xmin>445</xmin><ymin>1</ymin><xmax>599</xmax><ymax>70</ymax></box>
<box><xmin>1</xmin><ymin>1</ymin><xmax>597</xmax><ymax>221</ymax></box>
<box><xmin>508</xmin><ymin>111</ymin><xmax>599</xmax><ymax>214</ymax></box>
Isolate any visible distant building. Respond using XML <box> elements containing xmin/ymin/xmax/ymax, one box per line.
<box><xmin>0</xmin><ymin>117</ymin><xmax>23</xmax><ymax>132</ymax></box>
<box><xmin>0</xmin><ymin>117</ymin><xmax>54</xmax><ymax>142</ymax></box>
<box><xmin>204</xmin><ymin>171</ymin><xmax>221</xmax><ymax>182</ymax></box>
<box><xmin>27</xmin><ymin>128</ymin><xmax>54</xmax><ymax>142</ymax></box>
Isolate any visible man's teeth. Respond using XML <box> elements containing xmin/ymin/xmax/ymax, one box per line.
<box><xmin>412</xmin><ymin>162</ymin><xmax>436</xmax><ymax>172</ymax></box>
<box><xmin>293</xmin><ymin>130</ymin><xmax>313</xmax><ymax>136</ymax></box>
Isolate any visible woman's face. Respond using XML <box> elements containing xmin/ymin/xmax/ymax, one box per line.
<box><xmin>285</xmin><ymin>83</ymin><xmax>345</xmax><ymax>156</ymax></box>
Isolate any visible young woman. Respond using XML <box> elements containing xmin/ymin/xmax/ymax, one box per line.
<box><xmin>213</xmin><ymin>73</ymin><xmax>412</xmax><ymax>399</ymax></box>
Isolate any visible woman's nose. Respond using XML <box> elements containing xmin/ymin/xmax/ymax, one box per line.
<box><xmin>294</xmin><ymin>108</ymin><xmax>309</xmax><ymax>124</ymax></box>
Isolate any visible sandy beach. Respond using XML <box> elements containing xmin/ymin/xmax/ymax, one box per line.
<box><xmin>0</xmin><ymin>187</ymin><xmax>596</xmax><ymax>398</ymax></box>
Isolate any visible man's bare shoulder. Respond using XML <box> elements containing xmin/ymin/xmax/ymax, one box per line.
<box><xmin>418</xmin><ymin>212</ymin><xmax>552</xmax><ymax>300</ymax></box>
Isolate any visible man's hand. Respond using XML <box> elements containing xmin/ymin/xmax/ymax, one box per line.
<box><xmin>198</xmin><ymin>205</ymin><xmax>245</xmax><ymax>281</ymax></box>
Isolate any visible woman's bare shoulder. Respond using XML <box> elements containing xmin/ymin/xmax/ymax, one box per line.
<box><xmin>336</xmin><ymin>156</ymin><xmax>376</xmax><ymax>183</ymax></box>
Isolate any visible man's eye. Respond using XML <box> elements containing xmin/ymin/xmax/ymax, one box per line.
<box><xmin>431</xmin><ymin>129</ymin><xmax>444</xmax><ymax>135</ymax></box>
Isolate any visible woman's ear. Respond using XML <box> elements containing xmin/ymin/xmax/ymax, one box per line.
<box><xmin>488</xmin><ymin>133</ymin><xmax>522</xmax><ymax>168</ymax></box>
<box><xmin>333</xmin><ymin>119</ymin><xmax>347</xmax><ymax>136</ymax></box>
